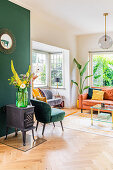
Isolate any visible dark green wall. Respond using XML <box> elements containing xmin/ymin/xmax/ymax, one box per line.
<box><xmin>0</xmin><ymin>0</ymin><xmax>30</xmax><ymax>137</ymax></box>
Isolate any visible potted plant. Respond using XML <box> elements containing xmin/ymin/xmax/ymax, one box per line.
<box><xmin>71</xmin><ymin>58</ymin><xmax>100</xmax><ymax>108</ymax></box>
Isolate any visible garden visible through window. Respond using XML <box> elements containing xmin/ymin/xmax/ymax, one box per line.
<box><xmin>93</xmin><ymin>54</ymin><xmax>113</xmax><ymax>87</ymax></box>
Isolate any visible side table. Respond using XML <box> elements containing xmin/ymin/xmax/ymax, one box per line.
<box><xmin>54</xmin><ymin>95</ymin><xmax>65</xmax><ymax>108</ymax></box>
<box><xmin>6</xmin><ymin>104</ymin><xmax>35</xmax><ymax>146</ymax></box>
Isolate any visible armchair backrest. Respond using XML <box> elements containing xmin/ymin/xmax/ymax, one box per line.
<box><xmin>43</xmin><ymin>90</ymin><xmax>53</xmax><ymax>99</ymax></box>
<box><xmin>30</xmin><ymin>99</ymin><xmax>51</xmax><ymax>123</ymax></box>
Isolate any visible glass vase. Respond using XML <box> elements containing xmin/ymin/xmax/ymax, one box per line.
<box><xmin>16</xmin><ymin>88</ymin><xmax>28</xmax><ymax>107</ymax></box>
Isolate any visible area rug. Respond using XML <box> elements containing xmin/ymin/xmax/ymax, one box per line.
<box><xmin>0</xmin><ymin>132</ymin><xmax>46</xmax><ymax>152</ymax></box>
<box><xmin>56</xmin><ymin>112</ymin><xmax>113</xmax><ymax>138</ymax></box>
<box><xmin>65</xmin><ymin>111</ymin><xmax>77</xmax><ymax>117</ymax></box>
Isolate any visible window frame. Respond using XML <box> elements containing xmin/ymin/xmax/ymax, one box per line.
<box><xmin>32</xmin><ymin>50</ymin><xmax>49</xmax><ymax>88</ymax></box>
<box><xmin>50</xmin><ymin>52</ymin><xmax>64</xmax><ymax>88</ymax></box>
<box><xmin>89</xmin><ymin>51</ymin><xmax>113</xmax><ymax>87</ymax></box>
<box><xmin>32</xmin><ymin>50</ymin><xmax>65</xmax><ymax>89</ymax></box>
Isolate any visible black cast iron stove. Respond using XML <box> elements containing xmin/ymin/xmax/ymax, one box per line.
<box><xmin>6</xmin><ymin>104</ymin><xmax>35</xmax><ymax>146</ymax></box>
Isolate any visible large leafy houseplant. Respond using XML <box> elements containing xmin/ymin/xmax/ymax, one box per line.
<box><xmin>71</xmin><ymin>58</ymin><xmax>92</xmax><ymax>94</ymax></box>
<box><xmin>71</xmin><ymin>58</ymin><xmax>101</xmax><ymax>94</ymax></box>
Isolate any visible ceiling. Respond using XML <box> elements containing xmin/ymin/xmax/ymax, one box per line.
<box><xmin>32</xmin><ymin>41</ymin><xmax>63</xmax><ymax>53</ymax></box>
<box><xmin>10</xmin><ymin>0</ymin><xmax>113</xmax><ymax>35</ymax></box>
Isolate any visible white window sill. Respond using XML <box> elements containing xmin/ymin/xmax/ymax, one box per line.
<box><xmin>34</xmin><ymin>86</ymin><xmax>48</xmax><ymax>89</ymax></box>
<box><xmin>50</xmin><ymin>87</ymin><xmax>65</xmax><ymax>90</ymax></box>
<box><xmin>33</xmin><ymin>86</ymin><xmax>65</xmax><ymax>90</ymax></box>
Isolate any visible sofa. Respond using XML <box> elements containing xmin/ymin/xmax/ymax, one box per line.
<box><xmin>79</xmin><ymin>87</ymin><xmax>113</xmax><ymax>113</ymax></box>
<box><xmin>32</xmin><ymin>88</ymin><xmax>62</xmax><ymax>107</ymax></box>
<box><xmin>42</xmin><ymin>89</ymin><xmax>62</xmax><ymax>107</ymax></box>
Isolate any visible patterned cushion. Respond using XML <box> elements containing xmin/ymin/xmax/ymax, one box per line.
<box><xmin>38</xmin><ymin>88</ymin><xmax>46</xmax><ymax>97</ymax></box>
<box><xmin>92</xmin><ymin>90</ymin><xmax>104</xmax><ymax>100</ymax></box>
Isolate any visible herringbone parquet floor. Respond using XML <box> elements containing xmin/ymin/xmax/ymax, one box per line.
<box><xmin>0</xmin><ymin>108</ymin><xmax>113</xmax><ymax>170</ymax></box>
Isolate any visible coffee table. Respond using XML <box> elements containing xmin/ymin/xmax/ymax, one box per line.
<box><xmin>90</xmin><ymin>104</ymin><xmax>113</xmax><ymax>129</ymax></box>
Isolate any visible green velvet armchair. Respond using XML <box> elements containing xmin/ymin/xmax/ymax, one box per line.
<box><xmin>30</xmin><ymin>99</ymin><xmax>65</xmax><ymax>135</ymax></box>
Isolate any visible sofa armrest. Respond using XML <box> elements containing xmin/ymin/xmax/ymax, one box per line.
<box><xmin>79</xmin><ymin>93</ymin><xmax>88</xmax><ymax>109</ymax></box>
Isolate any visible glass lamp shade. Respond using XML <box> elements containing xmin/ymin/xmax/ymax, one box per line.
<box><xmin>98</xmin><ymin>35</ymin><xmax>113</xmax><ymax>49</ymax></box>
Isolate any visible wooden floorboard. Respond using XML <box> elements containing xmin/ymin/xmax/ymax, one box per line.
<box><xmin>0</xmin><ymin>108</ymin><xmax>113</xmax><ymax>170</ymax></box>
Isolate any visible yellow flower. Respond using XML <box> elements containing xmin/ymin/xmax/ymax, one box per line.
<box><xmin>11</xmin><ymin>60</ymin><xmax>22</xmax><ymax>85</ymax></box>
<box><xmin>26</xmin><ymin>65</ymin><xmax>31</xmax><ymax>78</ymax></box>
<box><xmin>23</xmin><ymin>81</ymin><xmax>27</xmax><ymax>84</ymax></box>
<box><xmin>17</xmin><ymin>81</ymin><xmax>22</xmax><ymax>86</ymax></box>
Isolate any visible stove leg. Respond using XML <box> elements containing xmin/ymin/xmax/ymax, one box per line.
<box><xmin>36</xmin><ymin>121</ymin><xmax>39</xmax><ymax>131</ymax></box>
<box><xmin>22</xmin><ymin>131</ymin><xmax>26</xmax><ymax>146</ymax></box>
<box><xmin>15</xmin><ymin>128</ymin><xmax>18</xmax><ymax>137</ymax></box>
<box><xmin>32</xmin><ymin>129</ymin><xmax>35</xmax><ymax>141</ymax></box>
<box><xmin>5</xmin><ymin>127</ymin><xmax>9</xmax><ymax>140</ymax></box>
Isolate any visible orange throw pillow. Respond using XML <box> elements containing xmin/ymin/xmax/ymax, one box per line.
<box><xmin>32</xmin><ymin>89</ymin><xmax>40</xmax><ymax>98</ymax></box>
<box><xmin>36</xmin><ymin>96</ymin><xmax>47</xmax><ymax>102</ymax></box>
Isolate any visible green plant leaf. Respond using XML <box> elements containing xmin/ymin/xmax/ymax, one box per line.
<box><xmin>82</xmin><ymin>75</ymin><xmax>93</xmax><ymax>90</ymax></box>
<box><xmin>71</xmin><ymin>80</ymin><xmax>78</xmax><ymax>86</ymax></box>
<box><xmin>93</xmin><ymin>63</ymin><xmax>100</xmax><ymax>74</ymax></box>
<box><xmin>94</xmin><ymin>75</ymin><xmax>101</xmax><ymax>79</ymax></box>
<box><xmin>80</xmin><ymin>89</ymin><xmax>83</xmax><ymax>94</ymax></box>
<box><xmin>73</xmin><ymin>58</ymin><xmax>82</xmax><ymax>70</ymax></box>
<box><xmin>83</xmin><ymin>86</ymin><xmax>90</xmax><ymax>90</ymax></box>
<box><xmin>80</xmin><ymin>61</ymin><xmax>89</xmax><ymax>76</ymax></box>
<box><xmin>84</xmin><ymin>75</ymin><xmax>93</xmax><ymax>80</ymax></box>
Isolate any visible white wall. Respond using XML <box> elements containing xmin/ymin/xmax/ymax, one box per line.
<box><xmin>77</xmin><ymin>32</ymin><xmax>113</xmax><ymax>64</ymax></box>
<box><xmin>31</xmin><ymin>11</ymin><xmax>77</xmax><ymax>108</ymax></box>
<box><xmin>77</xmin><ymin>32</ymin><xmax>113</xmax><ymax>89</ymax></box>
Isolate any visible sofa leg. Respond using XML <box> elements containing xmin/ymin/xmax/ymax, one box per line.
<box><xmin>36</xmin><ymin>121</ymin><xmax>39</xmax><ymax>131</ymax></box>
<box><xmin>60</xmin><ymin>121</ymin><xmax>64</xmax><ymax>131</ymax></box>
<box><xmin>42</xmin><ymin>123</ymin><xmax>46</xmax><ymax>135</ymax></box>
<box><xmin>81</xmin><ymin>109</ymin><xmax>83</xmax><ymax>113</ymax></box>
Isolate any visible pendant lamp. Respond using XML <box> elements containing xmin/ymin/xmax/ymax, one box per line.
<box><xmin>98</xmin><ymin>13</ymin><xmax>113</xmax><ymax>49</ymax></box>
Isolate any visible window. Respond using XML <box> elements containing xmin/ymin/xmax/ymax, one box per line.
<box><xmin>32</xmin><ymin>51</ymin><xmax>47</xmax><ymax>86</ymax></box>
<box><xmin>32</xmin><ymin>51</ymin><xmax>64</xmax><ymax>88</ymax></box>
<box><xmin>91</xmin><ymin>53</ymin><xmax>113</xmax><ymax>87</ymax></box>
<box><xmin>50</xmin><ymin>53</ymin><xmax>63</xmax><ymax>87</ymax></box>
